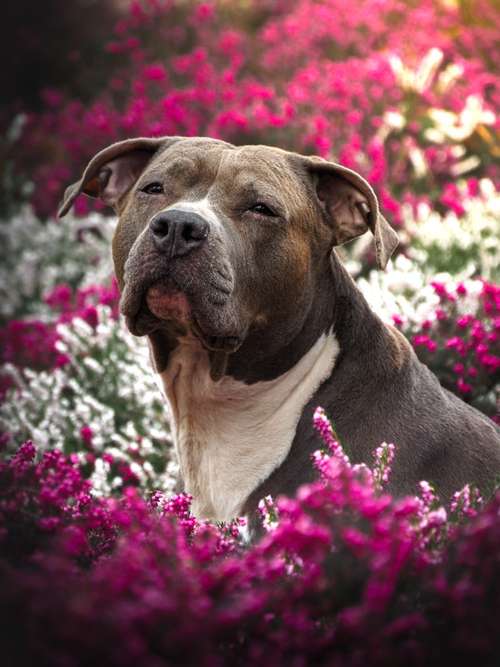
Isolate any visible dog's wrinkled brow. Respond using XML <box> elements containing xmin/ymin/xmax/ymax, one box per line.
<box><xmin>140</xmin><ymin>158</ymin><xmax>199</xmax><ymax>184</ymax></box>
<box><xmin>163</xmin><ymin>158</ymin><xmax>198</xmax><ymax>179</ymax></box>
<box><xmin>232</xmin><ymin>182</ymin><xmax>287</xmax><ymax>215</ymax></box>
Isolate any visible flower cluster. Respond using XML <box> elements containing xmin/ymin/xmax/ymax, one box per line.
<box><xmin>0</xmin><ymin>207</ymin><xmax>113</xmax><ymax>323</ymax></box>
<box><xmin>0</xmin><ymin>281</ymin><xmax>119</xmax><ymax>373</ymax></box>
<box><xmin>0</xmin><ymin>305</ymin><xmax>177</xmax><ymax>495</ymax></box>
<box><xmin>357</xmin><ymin>258</ymin><xmax>499</xmax><ymax>422</ymax></box>
<box><xmin>0</xmin><ymin>3</ymin><xmax>499</xmax><ymax>662</ymax></box>
<box><xmin>403</xmin><ymin>179</ymin><xmax>500</xmax><ymax>282</ymax></box>
<box><xmin>402</xmin><ymin>279</ymin><xmax>499</xmax><ymax>420</ymax></box>
<box><xmin>1</xmin><ymin>409</ymin><xmax>499</xmax><ymax>666</ymax></box>
<box><xmin>5</xmin><ymin>0</ymin><xmax>498</xmax><ymax>221</ymax></box>
<box><xmin>0</xmin><ymin>207</ymin><xmax>117</xmax><ymax>398</ymax></box>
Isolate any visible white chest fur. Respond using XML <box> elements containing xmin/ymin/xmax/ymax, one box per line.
<box><xmin>157</xmin><ymin>332</ymin><xmax>339</xmax><ymax>521</ymax></box>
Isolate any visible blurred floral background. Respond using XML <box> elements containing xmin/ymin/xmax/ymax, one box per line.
<box><xmin>0</xmin><ymin>1</ymin><xmax>499</xmax><ymax>664</ymax></box>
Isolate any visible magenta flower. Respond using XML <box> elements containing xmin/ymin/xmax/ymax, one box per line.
<box><xmin>80</xmin><ymin>425</ymin><xmax>94</xmax><ymax>445</ymax></box>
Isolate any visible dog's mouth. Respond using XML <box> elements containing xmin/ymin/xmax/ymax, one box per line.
<box><xmin>146</xmin><ymin>282</ymin><xmax>192</xmax><ymax>326</ymax></box>
<box><xmin>120</xmin><ymin>276</ymin><xmax>244</xmax><ymax>354</ymax></box>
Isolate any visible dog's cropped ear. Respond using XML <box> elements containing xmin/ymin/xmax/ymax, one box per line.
<box><xmin>58</xmin><ymin>136</ymin><xmax>182</xmax><ymax>218</ymax></box>
<box><xmin>305</xmin><ymin>156</ymin><xmax>399</xmax><ymax>269</ymax></box>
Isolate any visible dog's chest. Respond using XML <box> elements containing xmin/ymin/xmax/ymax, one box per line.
<box><xmin>158</xmin><ymin>333</ymin><xmax>339</xmax><ymax>521</ymax></box>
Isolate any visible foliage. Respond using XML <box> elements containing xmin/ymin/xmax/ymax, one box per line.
<box><xmin>5</xmin><ymin>0</ymin><xmax>499</xmax><ymax>219</ymax></box>
<box><xmin>358</xmin><ymin>270</ymin><xmax>499</xmax><ymax>420</ymax></box>
<box><xmin>0</xmin><ymin>413</ymin><xmax>497</xmax><ymax>666</ymax></box>
<box><xmin>404</xmin><ymin>179</ymin><xmax>500</xmax><ymax>282</ymax></box>
<box><xmin>1</xmin><ymin>2</ymin><xmax>499</xmax><ymax>663</ymax></box>
<box><xmin>0</xmin><ymin>207</ymin><xmax>112</xmax><ymax>323</ymax></box>
<box><xmin>0</xmin><ymin>305</ymin><xmax>176</xmax><ymax>496</ymax></box>
<box><xmin>403</xmin><ymin>279</ymin><xmax>499</xmax><ymax>419</ymax></box>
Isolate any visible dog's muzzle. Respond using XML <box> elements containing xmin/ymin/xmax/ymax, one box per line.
<box><xmin>149</xmin><ymin>209</ymin><xmax>209</xmax><ymax>259</ymax></box>
<box><xmin>120</xmin><ymin>207</ymin><xmax>244</xmax><ymax>355</ymax></box>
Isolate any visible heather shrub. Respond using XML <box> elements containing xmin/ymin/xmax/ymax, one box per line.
<box><xmin>404</xmin><ymin>179</ymin><xmax>500</xmax><ymax>282</ymax></box>
<box><xmin>0</xmin><ymin>306</ymin><xmax>176</xmax><ymax>495</ymax></box>
<box><xmin>1</xmin><ymin>2</ymin><xmax>499</xmax><ymax>663</ymax></box>
<box><xmin>5</xmin><ymin>0</ymin><xmax>499</xmax><ymax>220</ymax></box>
<box><xmin>0</xmin><ymin>275</ymin><xmax>119</xmax><ymax>373</ymax></box>
<box><xmin>0</xmin><ymin>412</ymin><xmax>498</xmax><ymax>666</ymax></box>
<box><xmin>359</xmin><ymin>270</ymin><xmax>499</xmax><ymax>420</ymax></box>
<box><xmin>0</xmin><ymin>212</ymin><xmax>178</xmax><ymax>495</ymax></box>
<box><xmin>403</xmin><ymin>280</ymin><xmax>499</xmax><ymax>419</ymax></box>
<box><xmin>0</xmin><ymin>208</ymin><xmax>113</xmax><ymax>323</ymax></box>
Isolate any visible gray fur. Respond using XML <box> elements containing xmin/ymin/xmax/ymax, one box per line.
<box><xmin>59</xmin><ymin>136</ymin><xmax>500</xmax><ymax>532</ymax></box>
<box><xmin>243</xmin><ymin>256</ymin><xmax>500</xmax><ymax>530</ymax></box>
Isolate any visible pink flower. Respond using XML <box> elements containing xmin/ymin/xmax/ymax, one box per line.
<box><xmin>45</xmin><ymin>284</ymin><xmax>73</xmax><ymax>311</ymax></box>
<box><xmin>80</xmin><ymin>425</ymin><xmax>94</xmax><ymax>445</ymax></box>
<box><xmin>193</xmin><ymin>2</ymin><xmax>215</xmax><ymax>22</ymax></box>
<box><xmin>312</xmin><ymin>406</ymin><xmax>349</xmax><ymax>464</ymax></box>
<box><xmin>143</xmin><ymin>64</ymin><xmax>167</xmax><ymax>82</ymax></box>
<box><xmin>440</xmin><ymin>182</ymin><xmax>466</xmax><ymax>216</ymax></box>
<box><xmin>445</xmin><ymin>337</ymin><xmax>463</xmax><ymax>351</ymax></box>
<box><xmin>456</xmin><ymin>378</ymin><xmax>473</xmax><ymax>394</ymax></box>
<box><xmin>457</xmin><ymin>314</ymin><xmax>473</xmax><ymax>328</ymax></box>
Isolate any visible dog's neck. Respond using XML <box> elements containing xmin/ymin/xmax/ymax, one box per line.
<box><xmin>225</xmin><ymin>250</ymin><xmax>389</xmax><ymax>383</ymax></box>
<box><xmin>155</xmin><ymin>252</ymin><xmax>398</xmax><ymax>522</ymax></box>
<box><xmin>157</xmin><ymin>328</ymin><xmax>339</xmax><ymax>521</ymax></box>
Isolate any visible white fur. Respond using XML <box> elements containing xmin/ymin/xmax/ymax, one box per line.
<box><xmin>164</xmin><ymin>196</ymin><xmax>223</xmax><ymax>232</ymax></box>
<box><xmin>157</xmin><ymin>331</ymin><xmax>340</xmax><ymax>521</ymax></box>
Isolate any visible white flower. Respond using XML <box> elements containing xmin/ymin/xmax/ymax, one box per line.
<box><xmin>1</xmin><ymin>302</ymin><xmax>175</xmax><ymax>495</ymax></box>
<box><xmin>403</xmin><ymin>179</ymin><xmax>500</xmax><ymax>280</ymax></box>
<box><xmin>383</xmin><ymin>110</ymin><xmax>405</xmax><ymax>130</ymax></box>
<box><xmin>0</xmin><ymin>206</ymin><xmax>114</xmax><ymax>320</ymax></box>
<box><xmin>389</xmin><ymin>48</ymin><xmax>443</xmax><ymax>94</ymax></box>
<box><xmin>426</xmin><ymin>95</ymin><xmax>496</xmax><ymax>143</ymax></box>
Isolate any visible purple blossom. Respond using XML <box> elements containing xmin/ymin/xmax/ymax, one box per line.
<box><xmin>0</xmin><ymin>2</ymin><xmax>499</xmax><ymax>662</ymax></box>
<box><xmin>1</xmin><ymin>422</ymin><xmax>500</xmax><ymax>665</ymax></box>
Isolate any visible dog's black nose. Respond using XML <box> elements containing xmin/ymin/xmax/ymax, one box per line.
<box><xmin>149</xmin><ymin>210</ymin><xmax>209</xmax><ymax>258</ymax></box>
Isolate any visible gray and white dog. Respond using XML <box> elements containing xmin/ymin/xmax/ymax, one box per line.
<box><xmin>59</xmin><ymin>136</ymin><xmax>500</xmax><ymax>528</ymax></box>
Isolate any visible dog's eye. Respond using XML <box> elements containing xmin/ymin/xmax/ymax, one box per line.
<box><xmin>248</xmin><ymin>203</ymin><xmax>276</xmax><ymax>217</ymax></box>
<box><xmin>141</xmin><ymin>182</ymin><xmax>164</xmax><ymax>195</ymax></box>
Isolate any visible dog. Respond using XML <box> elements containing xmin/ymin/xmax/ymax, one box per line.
<box><xmin>59</xmin><ymin>136</ymin><xmax>500</xmax><ymax>529</ymax></box>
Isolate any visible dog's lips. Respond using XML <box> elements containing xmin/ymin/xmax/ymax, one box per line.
<box><xmin>191</xmin><ymin>316</ymin><xmax>243</xmax><ymax>353</ymax></box>
<box><xmin>120</xmin><ymin>272</ymin><xmax>190</xmax><ymax>334</ymax></box>
<box><xmin>146</xmin><ymin>283</ymin><xmax>191</xmax><ymax>323</ymax></box>
<box><xmin>120</xmin><ymin>275</ymin><xmax>244</xmax><ymax>353</ymax></box>
<box><xmin>121</xmin><ymin>282</ymin><xmax>191</xmax><ymax>337</ymax></box>
<box><xmin>124</xmin><ymin>303</ymin><xmax>159</xmax><ymax>337</ymax></box>
<box><xmin>120</xmin><ymin>278</ymin><xmax>155</xmax><ymax>336</ymax></box>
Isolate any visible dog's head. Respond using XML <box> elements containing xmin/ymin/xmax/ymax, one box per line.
<box><xmin>59</xmin><ymin>136</ymin><xmax>398</xmax><ymax>378</ymax></box>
